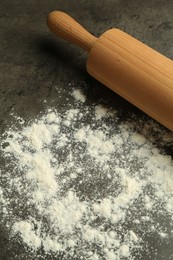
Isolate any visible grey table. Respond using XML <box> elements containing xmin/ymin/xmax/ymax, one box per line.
<box><xmin>0</xmin><ymin>1</ymin><xmax>173</xmax><ymax>259</ymax></box>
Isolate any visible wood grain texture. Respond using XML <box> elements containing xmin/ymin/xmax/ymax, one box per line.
<box><xmin>47</xmin><ymin>11</ymin><xmax>97</xmax><ymax>52</ymax></box>
<box><xmin>87</xmin><ymin>29</ymin><xmax>173</xmax><ymax>131</ymax></box>
<box><xmin>47</xmin><ymin>11</ymin><xmax>173</xmax><ymax>131</ymax></box>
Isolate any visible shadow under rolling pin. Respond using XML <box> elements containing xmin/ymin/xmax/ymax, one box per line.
<box><xmin>47</xmin><ymin>11</ymin><xmax>173</xmax><ymax>132</ymax></box>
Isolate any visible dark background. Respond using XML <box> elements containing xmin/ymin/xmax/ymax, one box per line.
<box><xmin>0</xmin><ymin>0</ymin><xmax>173</xmax><ymax>259</ymax></box>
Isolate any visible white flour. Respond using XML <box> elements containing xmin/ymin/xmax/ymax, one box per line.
<box><xmin>72</xmin><ymin>89</ymin><xmax>86</xmax><ymax>103</ymax></box>
<box><xmin>1</xmin><ymin>88</ymin><xmax>173</xmax><ymax>259</ymax></box>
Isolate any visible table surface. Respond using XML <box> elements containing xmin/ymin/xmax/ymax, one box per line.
<box><xmin>0</xmin><ymin>1</ymin><xmax>173</xmax><ymax>259</ymax></box>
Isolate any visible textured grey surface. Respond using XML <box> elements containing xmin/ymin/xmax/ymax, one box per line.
<box><xmin>0</xmin><ymin>0</ymin><xmax>173</xmax><ymax>259</ymax></box>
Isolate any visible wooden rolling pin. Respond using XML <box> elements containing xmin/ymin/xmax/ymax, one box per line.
<box><xmin>47</xmin><ymin>11</ymin><xmax>173</xmax><ymax>131</ymax></box>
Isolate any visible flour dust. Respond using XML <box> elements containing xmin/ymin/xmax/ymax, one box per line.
<box><xmin>0</xmin><ymin>88</ymin><xmax>173</xmax><ymax>260</ymax></box>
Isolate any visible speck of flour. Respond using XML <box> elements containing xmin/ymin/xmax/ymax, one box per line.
<box><xmin>72</xmin><ymin>89</ymin><xmax>86</xmax><ymax>103</ymax></box>
<box><xmin>1</xmin><ymin>88</ymin><xmax>173</xmax><ymax>259</ymax></box>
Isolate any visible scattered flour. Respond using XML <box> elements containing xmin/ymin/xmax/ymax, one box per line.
<box><xmin>72</xmin><ymin>89</ymin><xmax>86</xmax><ymax>103</ymax></box>
<box><xmin>95</xmin><ymin>105</ymin><xmax>109</xmax><ymax>119</ymax></box>
<box><xmin>13</xmin><ymin>221</ymin><xmax>42</xmax><ymax>249</ymax></box>
<box><xmin>0</xmin><ymin>88</ymin><xmax>173</xmax><ymax>259</ymax></box>
<box><xmin>95</xmin><ymin>105</ymin><xmax>116</xmax><ymax>120</ymax></box>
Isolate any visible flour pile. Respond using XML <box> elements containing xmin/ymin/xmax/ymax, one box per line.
<box><xmin>1</xmin><ymin>88</ymin><xmax>173</xmax><ymax>259</ymax></box>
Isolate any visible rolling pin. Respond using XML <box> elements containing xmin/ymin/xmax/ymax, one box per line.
<box><xmin>47</xmin><ymin>11</ymin><xmax>173</xmax><ymax>131</ymax></box>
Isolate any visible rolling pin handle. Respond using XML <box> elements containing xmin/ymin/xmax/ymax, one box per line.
<box><xmin>47</xmin><ymin>11</ymin><xmax>97</xmax><ymax>52</ymax></box>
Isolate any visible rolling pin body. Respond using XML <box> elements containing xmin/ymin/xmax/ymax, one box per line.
<box><xmin>47</xmin><ymin>11</ymin><xmax>173</xmax><ymax>131</ymax></box>
<box><xmin>87</xmin><ymin>29</ymin><xmax>173</xmax><ymax>130</ymax></box>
